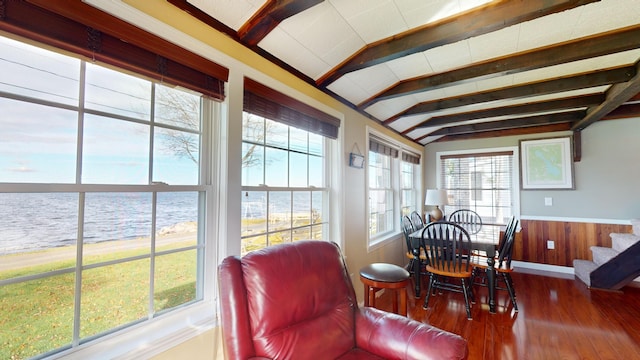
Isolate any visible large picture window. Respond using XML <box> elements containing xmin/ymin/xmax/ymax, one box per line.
<box><xmin>0</xmin><ymin>34</ymin><xmax>216</xmax><ymax>359</ymax></box>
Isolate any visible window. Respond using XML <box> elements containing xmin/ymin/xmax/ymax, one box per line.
<box><xmin>0</xmin><ymin>35</ymin><xmax>217</xmax><ymax>359</ymax></box>
<box><xmin>240</xmin><ymin>79</ymin><xmax>339</xmax><ymax>255</ymax></box>
<box><xmin>368</xmin><ymin>131</ymin><xmax>421</xmax><ymax>246</ymax></box>
<box><xmin>438</xmin><ymin>148</ymin><xmax>519</xmax><ymax>232</ymax></box>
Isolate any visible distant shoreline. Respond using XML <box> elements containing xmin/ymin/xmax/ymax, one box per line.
<box><xmin>0</xmin><ymin>230</ymin><xmax>196</xmax><ymax>272</ymax></box>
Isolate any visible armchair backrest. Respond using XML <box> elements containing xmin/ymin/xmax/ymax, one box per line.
<box><xmin>218</xmin><ymin>240</ymin><xmax>358</xmax><ymax>359</ymax></box>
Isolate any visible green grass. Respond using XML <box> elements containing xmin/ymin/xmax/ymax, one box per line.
<box><xmin>0</xmin><ymin>244</ymin><xmax>197</xmax><ymax>360</ymax></box>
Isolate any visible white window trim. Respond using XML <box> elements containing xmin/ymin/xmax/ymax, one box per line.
<box><xmin>435</xmin><ymin>146</ymin><xmax>521</xmax><ymax>221</ymax></box>
<box><xmin>366</xmin><ymin>127</ymin><xmax>421</xmax><ymax>250</ymax></box>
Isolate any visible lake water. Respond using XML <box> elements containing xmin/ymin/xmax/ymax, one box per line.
<box><xmin>0</xmin><ymin>192</ymin><xmax>199</xmax><ymax>255</ymax></box>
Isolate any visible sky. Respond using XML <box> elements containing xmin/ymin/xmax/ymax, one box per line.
<box><xmin>0</xmin><ymin>35</ymin><xmax>199</xmax><ymax>185</ymax></box>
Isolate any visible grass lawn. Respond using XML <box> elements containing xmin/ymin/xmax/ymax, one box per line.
<box><xmin>0</xmin><ymin>243</ymin><xmax>197</xmax><ymax>360</ymax></box>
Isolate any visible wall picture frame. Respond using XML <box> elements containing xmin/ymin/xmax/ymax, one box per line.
<box><xmin>349</xmin><ymin>152</ymin><xmax>365</xmax><ymax>169</ymax></box>
<box><xmin>520</xmin><ymin>136</ymin><xmax>575</xmax><ymax>190</ymax></box>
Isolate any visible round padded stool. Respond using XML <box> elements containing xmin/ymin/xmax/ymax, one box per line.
<box><xmin>359</xmin><ymin>263</ymin><xmax>410</xmax><ymax>316</ymax></box>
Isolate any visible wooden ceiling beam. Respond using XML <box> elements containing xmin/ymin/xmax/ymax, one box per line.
<box><xmin>426</xmin><ymin>110</ymin><xmax>585</xmax><ymax>137</ymax></box>
<box><xmin>360</xmin><ymin>24</ymin><xmax>640</xmax><ymax>109</ymax></box>
<box><xmin>407</xmin><ymin>93</ymin><xmax>604</xmax><ymax>133</ymax></box>
<box><xmin>317</xmin><ymin>0</ymin><xmax>597</xmax><ymax>87</ymax></box>
<box><xmin>383</xmin><ymin>65</ymin><xmax>636</xmax><ymax>125</ymax></box>
<box><xmin>238</xmin><ymin>0</ymin><xmax>323</xmax><ymax>46</ymax></box>
<box><xmin>572</xmin><ymin>61</ymin><xmax>640</xmax><ymax>130</ymax></box>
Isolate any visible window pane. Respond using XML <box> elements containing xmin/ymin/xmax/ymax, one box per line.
<box><xmin>289</xmin><ymin>151</ymin><xmax>307</xmax><ymax>187</ymax></box>
<box><xmin>80</xmin><ymin>259</ymin><xmax>150</xmax><ymax>339</ymax></box>
<box><xmin>312</xmin><ymin>191</ymin><xmax>323</xmax><ymax>225</ymax></box>
<box><xmin>242</xmin><ymin>143</ymin><xmax>264</xmax><ymax>186</ymax></box>
<box><xmin>154</xmin><ymin>250</ymin><xmax>197</xmax><ymax>313</ymax></box>
<box><xmin>241</xmin><ymin>235</ymin><xmax>267</xmax><ymax>255</ymax></box>
<box><xmin>0</xmin><ymin>99</ymin><xmax>78</xmax><ymax>183</ymax></box>
<box><xmin>0</xmin><ymin>274</ymin><xmax>75</xmax><ymax>360</ymax></box>
<box><xmin>265</xmin><ymin>147</ymin><xmax>288</xmax><ymax>187</ymax></box>
<box><xmin>292</xmin><ymin>192</ymin><xmax>311</xmax><ymax>227</ymax></box>
<box><xmin>242</xmin><ymin>191</ymin><xmax>267</xmax><ymax>236</ymax></box>
<box><xmin>268</xmin><ymin>191</ymin><xmax>291</xmax><ymax>231</ymax></box>
<box><xmin>308</xmin><ymin>133</ymin><xmax>323</xmax><ymax>156</ymax></box>
<box><xmin>264</xmin><ymin>120</ymin><xmax>288</xmax><ymax>148</ymax></box>
<box><xmin>0</xmin><ymin>193</ymin><xmax>78</xmax><ymax>259</ymax></box>
<box><xmin>0</xmin><ymin>36</ymin><xmax>80</xmax><ymax>105</ymax></box>
<box><xmin>82</xmin><ymin>115</ymin><xmax>150</xmax><ymax>184</ymax></box>
<box><xmin>289</xmin><ymin>127</ymin><xmax>307</xmax><ymax>152</ymax></box>
<box><xmin>153</xmin><ymin>127</ymin><xmax>199</xmax><ymax>185</ymax></box>
<box><xmin>83</xmin><ymin>192</ymin><xmax>152</xmax><ymax>265</ymax></box>
<box><xmin>156</xmin><ymin>192</ymin><xmax>199</xmax><ymax>249</ymax></box>
<box><xmin>268</xmin><ymin>230</ymin><xmax>290</xmax><ymax>246</ymax></box>
<box><xmin>242</xmin><ymin>113</ymin><xmax>264</xmax><ymax>143</ymax></box>
<box><xmin>309</xmin><ymin>154</ymin><xmax>323</xmax><ymax>187</ymax></box>
<box><xmin>293</xmin><ymin>227</ymin><xmax>310</xmax><ymax>241</ymax></box>
<box><xmin>85</xmin><ymin>62</ymin><xmax>151</xmax><ymax>120</ymax></box>
<box><xmin>154</xmin><ymin>84</ymin><xmax>200</xmax><ymax>130</ymax></box>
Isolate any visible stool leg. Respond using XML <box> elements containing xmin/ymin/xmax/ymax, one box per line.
<box><xmin>392</xmin><ymin>290</ymin><xmax>398</xmax><ymax>314</ymax></box>
<box><xmin>364</xmin><ymin>284</ymin><xmax>370</xmax><ymax>307</ymax></box>
<box><xmin>399</xmin><ymin>288</ymin><xmax>407</xmax><ymax>316</ymax></box>
<box><xmin>368</xmin><ymin>286</ymin><xmax>377</xmax><ymax>308</ymax></box>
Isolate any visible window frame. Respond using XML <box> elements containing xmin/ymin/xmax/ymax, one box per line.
<box><xmin>0</xmin><ymin>34</ymin><xmax>221</xmax><ymax>360</ymax></box>
<box><xmin>436</xmin><ymin>147</ymin><xmax>521</xmax><ymax>226</ymax></box>
<box><xmin>366</xmin><ymin>128</ymin><xmax>421</xmax><ymax>249</ymax></box>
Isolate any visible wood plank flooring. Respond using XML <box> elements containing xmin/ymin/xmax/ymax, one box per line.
<box><xmin>372</xmin><ymin>270</ymin><xmax>640</xmax><ymax>359</ymax></box>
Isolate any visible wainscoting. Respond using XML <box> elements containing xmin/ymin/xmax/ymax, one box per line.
<box><xmin>514</xmin><ymin>219</ymin><xmax>632</xmax><ymax>267</ymax></box>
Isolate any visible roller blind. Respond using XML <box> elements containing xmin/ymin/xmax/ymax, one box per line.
<box><xmin>0</xmin><ymin>0</ymin><xmax>228</xmax><ymax>100</ymax></box>
<box><xmin>243</xmin><ymin>78</ymin><xmax>341</xmax><ymax>139</ymax></box>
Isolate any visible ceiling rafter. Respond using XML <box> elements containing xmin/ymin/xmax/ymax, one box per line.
<box><xmin>383</xmin><ymin>65</ymin><xmax>637</xmax><ymax>125</ymax></box>
<box><xmin>572</xmin><ymin>61</ymin><xmax>640</xmax><ymax>130</ymax></box>
<box><xmin>404</xmin><ymin>93</ymin><xmax>604</xmax><ymax>134</ymax></box>
<box><xmin>426</xmin><ymin>110</ymin><xmax>585</xmax><ymax>137</ymax></box>
<box><xmin>238</xmin><ymin>0</ymin><xmax>323</xmax><ymax>46</ymax></box>
<box><xmin>359</xmin><ymin>24</ymin><xmax>640</xmax><ymax>109</ymax></box>
<box><xmin>316</xmin><ymin>0</ymin><xmax>597</xmax><ymax>87</ymax></box>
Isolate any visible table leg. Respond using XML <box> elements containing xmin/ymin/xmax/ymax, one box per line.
<box><xmin>413</xmin><ymin>257</ymin><xmax>421</xmax><ymax>298</ymax></box>
<box><xmin>486</xmin><ymin>256</ymin><xmax>496</xmax><ymax>314</ymax></box>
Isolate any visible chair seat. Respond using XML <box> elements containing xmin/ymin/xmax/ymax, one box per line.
<box><xmin>426</xmin><ymin>265</ymin><xmax>472</xmax><ymax>278</ymax></box>
<box><xmin>360</xmin><ymin>263</ymin><xmax>410</xmax><ymax>316</ymax></box>
<box><xmin>406</xmin><ymin>249</ymin><xmax>427</xmax><ymax>260</ymax></box>
<box><xmin>470</xmin><ymin>255</ymin><xmax>513</xmax><ymax>272</ymax></box>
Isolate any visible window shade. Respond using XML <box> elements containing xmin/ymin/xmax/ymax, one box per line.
<box><xmin>369</xmin><ymin>136</ymin><xmax>399</xmax><ymax>158</ymax></box>
<box><xmin>402</xmin><ymin>152</ymin><xmax>421</xmax><ymax>164</ymax></box>
<box><xmin>0</xmin><ymin>0</ymin><xmax>228</xmax><ymax>100</ymax></box>
<box><xmin>244</xmin><ymin>78</ymin><xmax>341</xmax><ymax>139</ymax></box>
<box><xmin>440</xmin><ymin>151</ymin><xmax>514</xmax><ymax>225</ymax></box>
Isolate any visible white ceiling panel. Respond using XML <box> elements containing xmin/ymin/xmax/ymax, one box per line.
<box><xmin>185</xmin><ymin>0</ymin><xmax>640</xmax><ymax>144</ymax></box>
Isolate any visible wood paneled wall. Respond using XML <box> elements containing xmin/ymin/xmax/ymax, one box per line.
<box><xmin>514</xmin><ymin>219</ymin><xmax>632</xmax><ymax>267</ymax></box>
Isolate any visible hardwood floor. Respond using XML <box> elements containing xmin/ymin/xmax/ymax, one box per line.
<box><xmin>373</xmin><ymin>270</ymin><xmax>640</xmax><ymax>359</ymax></box>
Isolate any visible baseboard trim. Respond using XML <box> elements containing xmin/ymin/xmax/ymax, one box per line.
<box><xmin>512</xmin><ymin>260</ymin><xmax>640</xmax><ymax>284</ymax></box>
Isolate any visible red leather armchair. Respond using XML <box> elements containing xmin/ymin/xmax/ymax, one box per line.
<box><xmin>218</xmin><ymin>240</ymin><xmax>468</xmax><ymax>359</ymax></box>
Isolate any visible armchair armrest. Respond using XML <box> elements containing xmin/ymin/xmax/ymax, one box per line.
<box><xmin>355</xmin><ymin>307</ymin><xmax>468</xmax><ymax>360</ymax></box>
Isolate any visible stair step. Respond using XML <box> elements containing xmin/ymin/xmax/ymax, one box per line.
<box><xmin>591</xmin><ymin>246</ymin><xmax>619</xmax><ymax>266</ymax></box>
<box><xmin>610</xmin><ymin>233</ymin><xmax>640</xmax><ymax>252</ymax></box>
<box><xmin>632</xmin><ymin>219</ymin><xmax>640</xmax><ymax>236</ymax></box>
<box><xmin>573</xmin><ymin>259</ymin><xmax>598</xmax><ymax>287</ymax></box>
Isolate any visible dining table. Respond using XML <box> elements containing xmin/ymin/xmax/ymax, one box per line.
<box><xmin>409</xmin><ymin>226</ymin><xmax>500</xmax><ymax>314</ymax></box>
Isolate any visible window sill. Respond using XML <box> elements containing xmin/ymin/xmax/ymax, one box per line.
<box><xmin>48</xmin><ymin>301</ymin><xmax>217</xmax><ymax>360</ymax></box>
<box><xmin>368</xmin><ymin>231</ymin><xmax>402</xmax><ymax>252</ymax></box>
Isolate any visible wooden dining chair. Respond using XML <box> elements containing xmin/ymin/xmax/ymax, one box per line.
<box><xmin>402</xmin><ymin>215</ymin><xmax>426</xmax><ymax>298</ymax></box>
<box><xmin>471</xmin><ymin>217</ymin><xmax>519</xmax><ymax>311</ymax></box>
<box><xmin>449</xmin><ymin>209</ymin><xmax>482</xmax><ymax>235</ymax></box>
<box><xmin>410</xmin><ymin>210</ymin><xmax>424</xmax><ymax>230</ymax></box>
<box><xmin>421</xmin><ymin>221</ymin><xmax>475</xmax><ymax>320</ymax></box>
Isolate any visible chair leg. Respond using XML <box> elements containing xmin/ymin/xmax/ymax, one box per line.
<box><xmin>422</xmin><ymin>273</ymin><xmax>435</xmax><ymax>310</ymax></box>
<box><xmin>413</xmin><ymin>257</ymin><xmax>421</xmax><ymax>298</ymax></box>
<box><xmin>503</xmin><ymin>272</ymin><xmax>518</xmax><ymax>311</ymax></box>
<box><xmin>461</xmin><ymin>278</ymin><xmax>472</xmax><ymax>320</ymax></box>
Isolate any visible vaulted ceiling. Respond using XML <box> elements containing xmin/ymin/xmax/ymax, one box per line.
<box><xmin>168</xmin><ymin>0</ymin><xmax>640</xmax><ymax>145</ymax></box>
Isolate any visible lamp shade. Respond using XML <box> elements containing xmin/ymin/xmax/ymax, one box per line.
<box><xmin>424</xmin><ymin>189</ymin><xmax>448</xmax><ymax>206</ymax></box>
